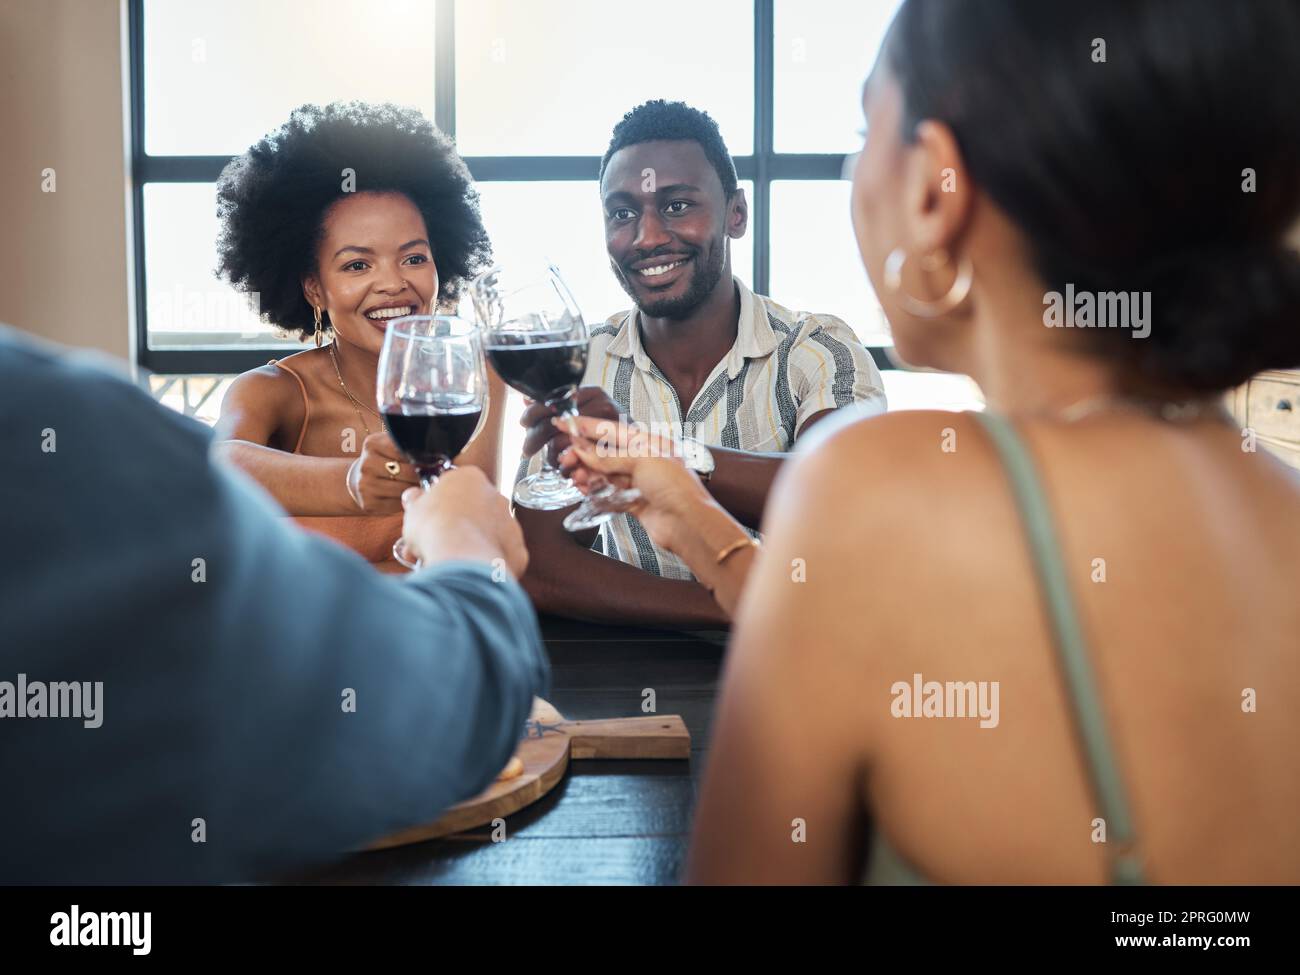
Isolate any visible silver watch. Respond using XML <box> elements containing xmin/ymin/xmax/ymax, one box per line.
<box><xmin>680</xmin><ymin>438</ymin><xmax>715</xmax><ymax>481</ymax></box>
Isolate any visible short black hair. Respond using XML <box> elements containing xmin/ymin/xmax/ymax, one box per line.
<box><xmin>216</xmin><ymin>102</ymin><xmax>492</xmax><ymax>341</ymax></box>
<box><xmin>886</xmin><ymin>0</ymin><xmax>1300</xmax><ymax>394</ymax></box>
<box><xmin>599</xmin><ymin>100</ymin><xmax>738</xmax><ymax>198</ymax></box>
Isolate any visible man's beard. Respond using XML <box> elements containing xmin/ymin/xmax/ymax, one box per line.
<box><xmin>614</xmin><ymin>237</ymin><xmax>728</xmax><ymax>320</ymax></box>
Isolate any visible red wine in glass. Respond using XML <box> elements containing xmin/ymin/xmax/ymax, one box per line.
<box><xmin>484</xmin><ymin>338</ymin><xmax>588</xmax><ymax>405</ymax></box>
<box><xmin>382</xmin><ymin>406</ymin><xmax>485</xmax><ymax>486</ymax></box>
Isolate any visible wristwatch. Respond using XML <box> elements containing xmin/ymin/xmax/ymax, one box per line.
<box><xmin>680</xmin><ymin>437</ymin><xmax>715</xmax><ymax>482</ymax></box>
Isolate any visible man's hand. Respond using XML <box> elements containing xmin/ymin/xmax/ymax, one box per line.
<box><xmin>346</xmin><ymin>432</ymin><xmax>419</xmax><ymax>513</ymax></box>
<box><xmin>520</xmin><ymin>386</ymin><xmax>622</xmax><ymax>461</ymax></box>
<box><xmin>401</xmin><ymin>468</ymin><xmax>528</xmax><ymax>577</ymax></box>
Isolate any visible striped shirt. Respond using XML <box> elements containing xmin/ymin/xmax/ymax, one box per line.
<box><xmin>518</xmin><ymin>278</ymin><xmax>887</xmax><ymax>580</ymax></box>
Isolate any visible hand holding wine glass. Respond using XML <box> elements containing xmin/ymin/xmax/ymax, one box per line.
<box><xmin>400</xmin><ymin>467</ymin><xmax>528</xmax><ymax>578</ymax></box>
<box><xmin>344</xmin><ymin>431</ymin><xmax>420</xmax><ymax>514</ymax></box>
<box><xmin>555</xmin><ymin>415</ymin><xmax>713</xmax><ymax>555</ymax></box>
<box><xmin>519</xmin><ymin>386</ymin><xmax>622</xmax><ymax>463</ymax></box>
<box><xmin>557</xmin><ymin>414</ymin><xmax>759</xmax><ymax>617</ymax></box>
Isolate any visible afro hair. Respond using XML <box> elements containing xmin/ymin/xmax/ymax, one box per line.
<box><xmin>216</xmin><ymin>102</ymin><xmax>491</xmax><ymax>340</ymax></box>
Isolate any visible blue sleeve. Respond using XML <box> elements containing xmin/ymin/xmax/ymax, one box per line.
<box><xmin>0</xmin><ymin>332</ymin><xmax>548</xmax><ymax>882</ymax></box>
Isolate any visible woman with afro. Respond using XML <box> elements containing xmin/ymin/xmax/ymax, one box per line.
<box><xmin>213</xmin><ymin>103</ymin><xmax>503</xmax><ymax>572</ymax></box>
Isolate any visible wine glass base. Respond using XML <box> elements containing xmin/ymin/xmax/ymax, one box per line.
<box><xmin>561</xmin><ymin>505</ymin><xmax>612</xmax><ymax>532</ymax></box>
<box><xmin>392</xmin><ymin>539</ymin><xmax>422</xmax><ymax>570</ymax></box>
<box><xmin>513</xmin><ymin>473</ymin><xmax>585</xmax><ymax>510</ymax></box>
<box><xmin>562</xmin><ymin>487</ymin><xmax>642</xmax><ymax>532</ymax></box>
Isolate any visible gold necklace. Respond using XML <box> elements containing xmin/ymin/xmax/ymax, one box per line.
<box><xmin>328</xmin><ymin>341</ymin><xmax>381</xmax><ymax>436</ymax></box>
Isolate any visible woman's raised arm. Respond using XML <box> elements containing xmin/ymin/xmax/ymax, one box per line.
<box><xmin>213</xmin><ymin>366</ymin><xmax>359</xmax><ymax>516</ymax></box>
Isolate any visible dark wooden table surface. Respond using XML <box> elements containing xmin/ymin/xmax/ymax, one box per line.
<box><xmin>296</xmin><ymin>615</ymin><xmax>727</xmax><ymax>885</ymax></box>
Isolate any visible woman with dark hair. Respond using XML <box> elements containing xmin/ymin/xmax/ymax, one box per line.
<box><xmin>213</xmin><ymin>103</ymin><xmax>502</xmax><ymax>572</ymax></box>
<box><xmin>561</xmin><ymin>0</ymin><xmax>1300</xmax><ymax>882</ymax></box>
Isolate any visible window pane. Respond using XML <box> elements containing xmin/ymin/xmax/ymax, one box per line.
<box><xmin>769</xmin><ymin>180</ymin><xmax>984</xmax><ymax>412</ymax></box>
<box><xmin>148</xmin><ymin>374</ymin><xmax>236</xmax><ymax>425</ymax></box>
<box><xmin>470</xmin><ymin>180</ymin><xmax>753</xmax><ymax>328</ymax></box>
<box><xmin>143</xmin><ymin>183</ymin><xmax>304</xmax><ymax>349</ymax></box>
<box><xmin>774</xmin><ymin>0</ymin><xmax>901</xmax><ymax>153</ymax></box>
<box><xmin>144</xmin><ymin>0</ymin><xmax>437</xmax><ymax>155</ymax></box>
<box><xmin>455</xmin><ymin>0</ymin><xmax>753</xmax><ymax>156</ymax></box>
<box><xmin>881</xmin><ymin>370</ymin><xmax>984</xmax><ymax>413</ymax></box>
<box><xmin>768</xmin><ymin>180</ymin><xmax>889</xmax><ymax>345</ymax></box>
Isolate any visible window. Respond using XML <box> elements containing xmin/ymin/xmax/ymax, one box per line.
<box><xmin>142</xmin><ymin>183</ymin><xmax>294</xmax><ymax>350</ymax></box>
<box><xmin>133</xmin><ymin>0</ymin><xmax>966</xmax><ymax>413</ymax></box>
<box><xmin>143</xmin><ymin>0</ymin><xmax>438</xmax><ymax>156</ymax></box>
<box><xmin>774</xmin><ymin>0</ymin><xmax>901</xmax><ymax>153</ymax></box>
<box><xmin>769</xmin><ymin>180</ymin><xmax>886</xmax><ymax>345</ymax></box>
<box><xmin>148</xmin><ymin>374</ymin><xmax>237</xmax><ymax>424</ymax></box>
<box><xmin>454</xmin><ymin>0</ymin><xmax>753</xmax><ymax>156</ymax></box>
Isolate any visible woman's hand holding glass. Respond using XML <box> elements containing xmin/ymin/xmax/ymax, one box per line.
<box><xmin>345</xmin><ymin>431</ymin><xmax>420</xmax><ymax>514</ymax></box>
<box><xmin>553</xmin><ymin>416</ymin><xmax>706</xmax><ymax>551</ymax></box>
<box><xmin>556</xmin><ymin>416</ymin><xmax>758</xmax><ymax>617</ymax></box>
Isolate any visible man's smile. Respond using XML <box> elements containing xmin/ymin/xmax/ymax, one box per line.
<box><xmin>629</xmin><ymin>254</ymin><xmax>692</xmax><ymax>288</ymax></box>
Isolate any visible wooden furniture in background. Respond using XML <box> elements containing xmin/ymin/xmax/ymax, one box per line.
<box><xmin>1229</xmin><ymin>369</ymin><xmax>1300</xmax><ymax>470</ymax></box>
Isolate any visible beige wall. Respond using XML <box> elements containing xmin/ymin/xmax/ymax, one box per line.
<box><xmin>0</xmin><ymin>0</ymin><xmax>133</xmax><ymax>364</ymax></box>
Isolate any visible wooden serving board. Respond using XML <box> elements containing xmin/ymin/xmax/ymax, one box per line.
<box><xmin>368</xmin><ymin>698</ymin><xmax>691</xmax><ymax>849</ymax></box>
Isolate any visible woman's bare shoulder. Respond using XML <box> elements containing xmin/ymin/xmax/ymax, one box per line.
<box><xmin>759</xmin><ymin>409</ymin><xmax>1018</xmax><ymax>619</ymax></box>
<box><xmin>742</xmin><ymin>411</ymin><xmax>1026</xmax><ymax>721</ymax></box>
<box><xmin>781</xmin><ymin>409</ymin><xmax>1001</xmax><ymax>513</ymax></box>
<box><xmin>732</xmin><ymin>411</ymin><xmax>1016</xmax><ymax>748</ymax></box>
<box><xmin>214</xmin><ymin>355</ymin><xmax>313</xmax><ymax>444</ymax></box>
<box><xmin>221</xmin><ymin>361</ymin><xmax>300</xmax><ymax>410</ymax></box>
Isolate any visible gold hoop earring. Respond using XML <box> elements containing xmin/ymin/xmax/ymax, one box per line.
<box><xmin>883</xmin><ymin>247</ymin><xmax>973</xmax><ymax>319</ymax></box>
<box><xmin>313</xmin><ymin>306</ymin><xmax>324</xmax><ymax>348</ymax></box>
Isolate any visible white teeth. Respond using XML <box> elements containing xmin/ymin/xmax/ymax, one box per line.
<box><xmin>637</xmin><ymin>260</ymin><xmax>685</xmax><ymax>278</ymax></box>
<box><xmin>365</xmin><ymin>306</ymin><xmax>414</xmax><ymax>320</ymax></box>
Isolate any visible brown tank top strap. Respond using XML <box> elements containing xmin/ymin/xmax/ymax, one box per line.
<box><xmin>267</xmin><ymin>358</ymin><xmax>311</xmax><ymax>455</ymax></box>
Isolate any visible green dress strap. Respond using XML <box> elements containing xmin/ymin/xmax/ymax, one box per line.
<box><xmin>973</xmin><ymin>411</ymin><xmax>1146</xmax><ymax>885</ymax></box>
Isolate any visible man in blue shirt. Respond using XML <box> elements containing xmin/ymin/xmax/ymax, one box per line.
<box><xmin>0</xmin><ymin>325</ymin><xmax>549</xmax><ymax>883</ymax></box>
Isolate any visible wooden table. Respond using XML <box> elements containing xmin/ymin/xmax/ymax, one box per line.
<box><xmin>293</xmin><ymin>615</ymin><xmax>726</xmax><ymax>885</ymax></box>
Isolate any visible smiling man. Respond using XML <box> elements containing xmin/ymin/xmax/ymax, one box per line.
<box><xmin>517</xmin><ymin>100</ymin><xmax>886</xmax><ymax>628</ymax></box>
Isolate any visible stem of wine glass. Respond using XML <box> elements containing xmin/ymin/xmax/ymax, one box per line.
<box><xmin>395</xmin><ymin>459</ymin><xmax>451</xmax><ymax>569</ymax></box>
<box><xmin>545</xmin><ymin>390</ymin><xmax>579</xmax><ymax>473</ymax></box>
<box><xmin>553</xmin><ymin>400</ymin><xmax>621</xmax><ymax>496</ymax></box>
<box><xmin>416</xmin><ymin>459</ymin><xmax>451</xmax><ymax>489</ymax></box>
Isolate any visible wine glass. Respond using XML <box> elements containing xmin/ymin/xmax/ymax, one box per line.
<box><xmin>470</xmin><ymin>262</ymin><xmax>642</xmax><ymax>532</ymax></box>
<box><xmin>471</xmin><ymin>262</ymin><xmax>585</xmax><ymax>511</ymax></box>
<box><xmin>377</xmin><ymin>314</ymin><xmax>488</xmax><ymax>569</ymax></box>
